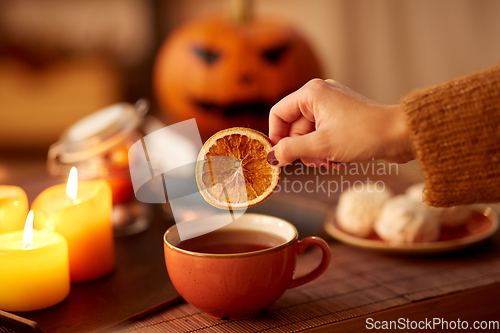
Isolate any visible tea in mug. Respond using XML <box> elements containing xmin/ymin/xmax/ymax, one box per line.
<box><xmin>177</xmin><ymin>229</ymin><xmax>287</xmax><ymax>254</ymax></box>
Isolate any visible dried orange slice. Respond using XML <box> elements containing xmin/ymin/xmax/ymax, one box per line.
<box><xmin>196</xmin><ymin>127</ymin><xmax>280</xmax><ymax>210</ymax></box>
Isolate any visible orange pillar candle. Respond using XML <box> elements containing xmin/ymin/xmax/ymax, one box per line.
<box><xmin>0</xmin><ymin>185</ymin><xmax>29</xmax><ymax>233</ymax></box>
<box><xmin>32</xmin><ymin>168</ymin><xmax>114</xmax><ymax>282</ymax></box>
<box><xmin>0</xmin><ymin>211</ymin><xmax>70</xmax><ymax>312</ymax></box>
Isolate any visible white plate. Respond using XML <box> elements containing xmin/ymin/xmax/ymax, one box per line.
<box><xmin>324</xmin><ymin>206</ymin><xmax>499</xmax><ymax>254</ymax></box>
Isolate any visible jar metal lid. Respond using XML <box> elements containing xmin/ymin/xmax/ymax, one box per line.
<box><xmin>47</xmin><ymin>99</ymin><xmax>148</xmax><ymax>175</ymax></box>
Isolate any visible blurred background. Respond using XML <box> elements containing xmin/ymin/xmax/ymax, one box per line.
<box><xmin>0</xmin><ymin>0</ymin><xmax>499</xmax><ymax>153</ymax></box>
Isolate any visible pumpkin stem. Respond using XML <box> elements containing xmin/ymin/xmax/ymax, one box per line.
<box><xmin>229</xmin><ymin>0</ymin><xmax>252</xmax><ymax>24</ymax></box>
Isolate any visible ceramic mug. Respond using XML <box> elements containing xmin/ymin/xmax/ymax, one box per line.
<box><xmin>163</xmin><ymin>213</ymin><xmax>331</xmax><ymax>319</ymax></box>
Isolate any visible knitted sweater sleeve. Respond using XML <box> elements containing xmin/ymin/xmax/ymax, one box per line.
<box><xmin>402</xmin><ymin>64</ymin><xmax>500</xmax><ymax>207</ymax></box>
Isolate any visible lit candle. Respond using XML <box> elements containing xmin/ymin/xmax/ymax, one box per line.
<box><xmin>0</xmin><ymin>211</ymin><xmax>70</xmax><ymax>312</ymax></box>
<box><xmin>0</xmin><ymin>185</ymin><xmax>29</xmax><ymax>233</ymax></box>
<box><xmin>32</xmin><ymin>167</ymin><xmax>114</xmax><ymax>282</ymax></box>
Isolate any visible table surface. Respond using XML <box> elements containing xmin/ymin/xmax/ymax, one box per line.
<box><xmin>1</xmin><ymin>155</ymin><xmax>499</xmax><ymax>332</ymax></box>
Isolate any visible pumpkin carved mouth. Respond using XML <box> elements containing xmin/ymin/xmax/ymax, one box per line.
<box><xmin>192</xmin><ymin>99</ymin><xmax>272</xmax><ymax>117</ymax></box>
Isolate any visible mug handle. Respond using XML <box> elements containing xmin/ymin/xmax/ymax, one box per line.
<box><xmin>289</xmin><ymin>236</ymin><xmax>331</xmax><ymax>289</ymax></box>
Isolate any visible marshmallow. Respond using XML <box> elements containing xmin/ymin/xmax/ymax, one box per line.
<box><xmin>405</xmin><ymin>182</ymin><xmax>472</xmax><ymax>227</ymax></box>
<box><xmin>336</xmin><ymin>183</ymin><xmax>393</xmax><ymax>237</ymax></box>
<box><xmin>375</xmin><ymin>195</ymin><xmax>441</xmax><ymax>244</ymax></box>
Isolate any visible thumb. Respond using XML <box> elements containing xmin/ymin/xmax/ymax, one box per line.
<box><xmin>267</xmin><ymin>131</ymin><xmax>330</xmax><ymax>167</ymax></box>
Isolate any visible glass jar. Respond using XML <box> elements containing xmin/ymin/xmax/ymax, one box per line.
<box><xmin>47</xmin><ymin>99</ymin><xmax>150</xmax><ymax>236</ymax></box>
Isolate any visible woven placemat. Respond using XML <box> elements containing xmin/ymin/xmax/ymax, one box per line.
<box><xmin>113</xmin><ymin>238</ymin><xmax>500</xmax><ymax>333</ymax></box>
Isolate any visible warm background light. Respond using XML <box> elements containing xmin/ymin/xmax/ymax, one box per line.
<box><xmin>1</xmin><ymin>0</ymin><xmax>499</xmax><ymax>152</ymax></box>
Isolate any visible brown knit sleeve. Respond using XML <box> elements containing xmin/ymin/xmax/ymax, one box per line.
<box><xmin>402</xmin><ymin>64</ymin><xmax>500</xmax><ymax>207</ymax></box>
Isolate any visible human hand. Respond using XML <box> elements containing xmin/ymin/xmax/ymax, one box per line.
<box><xmin>268</xmin><ymin>79</ymin><xmax>414</xmax><ymax>168</ymax></box>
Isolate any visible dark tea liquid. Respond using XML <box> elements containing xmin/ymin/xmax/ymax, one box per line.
<box><xmin>177</xmin><ymin>229</ymin><xmax>287</xmax><ymax>254</ymax></box>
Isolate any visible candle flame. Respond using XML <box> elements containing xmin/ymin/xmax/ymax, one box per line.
<box><xmin>23</xmin><ymin>210</ymin><xmax>34</xmax><ymax>248</ymax></box>
<box><xmin>66</xmin><ymin>167</ymin><xmax>78</xmax><ymax>202</ymax></box>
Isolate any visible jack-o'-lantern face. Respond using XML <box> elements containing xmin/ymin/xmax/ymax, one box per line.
<box><xmin>154</xmin><ymin>16</ymin><xmax>322</xmax><ymax>138</ymax></box>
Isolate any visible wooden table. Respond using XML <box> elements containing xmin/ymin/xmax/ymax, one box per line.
<box><xmin>308</xmin><ymin>283</ymin><xmax>500</xmax><ymax>332</ymax></box>
<box><xmin>1</xmin><ymin>155</ymin><xmax>499</xmax><ymax>332</ymax></box>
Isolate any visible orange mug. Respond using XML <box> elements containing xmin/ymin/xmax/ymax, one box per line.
<box><xmin>164</xmin><ymin>213</ymin><xmax>331</xmax><ymax>319</ymax></box>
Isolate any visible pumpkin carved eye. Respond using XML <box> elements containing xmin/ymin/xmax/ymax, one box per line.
<box><xmin>193</xmin><ymin>46</ymin><xmax>221</xmax><ymax>64</ymax></box>
<box><xmin>261</xmin><ymin>44</ymin><xmax>290</xmax><ymax>63</ymax></box>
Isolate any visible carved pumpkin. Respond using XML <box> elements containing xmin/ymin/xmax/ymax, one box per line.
<box><xmin>153</xmin><ymin>10</ymin><xmax>322</xmax><ymax>138</ymax></box>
